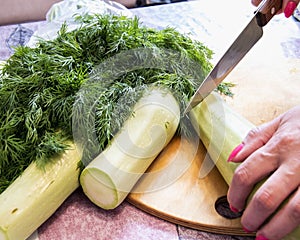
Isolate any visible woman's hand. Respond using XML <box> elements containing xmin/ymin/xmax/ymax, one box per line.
<box><xmin>252</xmin><ymin>0</ymin><xmax>299</xmax><ymax>17</ymax></box>
<box><xmin>227</xmin><ymin>106</ymin><xmax>300</xmax><ymax>240</ymax></box>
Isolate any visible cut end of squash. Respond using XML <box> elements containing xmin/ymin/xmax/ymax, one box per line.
<box><xmin>80</xmin><ymin>167</ymin><xmax>121</xmax><ymax>210</ymax></box>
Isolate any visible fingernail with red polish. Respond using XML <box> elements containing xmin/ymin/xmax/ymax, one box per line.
<box><xmin>229</xmin><ymin>205</ymin><xmax>239</xmax><ymax>213</ymax></box>
<box><xmin>284</xmin><ymin>1</ymin><xmax>297</xmax><ymax>18</ymax></box>
<box><xmin>256</xmin><ymin>235</ymin><xmax>269</xmax><ymax>240</ymax></box>
<box><xmin>227</xmin><ymin>143</ymin><xmax>244</xmax><ymax>162</ymax></box>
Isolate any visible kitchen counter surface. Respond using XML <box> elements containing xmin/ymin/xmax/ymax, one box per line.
<box><xmin>0</xmin><ymin>1</ymin><xmax>299</xmax><ymax>239</ymax></box>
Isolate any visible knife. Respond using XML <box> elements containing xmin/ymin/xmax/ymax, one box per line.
<box><xmin>184</xmin><ymin>0</ymin><xmax>282</xmax><ymax>114</ymax></box>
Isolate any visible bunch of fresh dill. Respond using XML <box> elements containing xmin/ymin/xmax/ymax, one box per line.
<box><xmin>0</xmin><ymin>14</ymin><xmax>230</xmax><ymax>193</ymax></box>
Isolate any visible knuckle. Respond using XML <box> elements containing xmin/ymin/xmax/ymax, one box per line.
<box><xmin>252</xmin><ymin>189</ymin><xmax>277</xmax><ymax>212</ymax></box>
<box><xmin>234</xmin><ymin>166</ymin><xmax>251</xmax><ymax>187</ymax></box>
<box><xmin>277</xmin><ymin>132</ymin><xmax>295</xmax><ymax>146</ymax></box>
<box><xmin>247</xmin><ymin>127</ymin><xmax>261</xmax><ymax>139</ymax></box>
<box><xmin>255</xmin><ymin>149</ymin><xmax>271</xmax><ymax>159</ymax></box>
<box><xmin>246</xmin><ymin>127</ymin><xmax>268</xmax><ymax>146</ymax></box>
<box><xmin>290</xmin><ymin>200</ymin><xmax>300</xmax><ymax>222</ymax></box>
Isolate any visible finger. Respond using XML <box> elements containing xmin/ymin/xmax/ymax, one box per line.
<box><xmin>227</xmin><ymin>143</ymin><xmax>279</xmax><ymax>212</ymax></box>
<box><xmin>256</xmin><ymin>187</ymin><xmax>300</xmax><ymax>240</ymax></box>
<box><xmin>283</xmin><ymin>0</ymin><xmax>299</xmax><ymax>17</ymax></box>
<box><xmin>229</xmin><ymin>118</ymin><xmax>279</xmax><ymax>163</ymax></box>
<box><xmin>240</xmin><ymin>164</ymin><xmax>300</xmax><ymax>232</ymax></box>
<box><xmin>251</xmin><ymin>0</ymin><xmax>261</xmax><ymax>7</ymax></box>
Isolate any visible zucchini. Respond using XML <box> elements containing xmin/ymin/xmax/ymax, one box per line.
<box><xmin>0</xmin><ymin>142</ymin><xmax>81</xmax><ymax>240</ymax></box>
<box><xmin>190</xmin><ymin>92</ymin><xmax>300</xmax><ymax>239</ymax></box>
<box><xmin>80</xmin><ymin>88</ymin><xmax>180</xmax><ymax>209</ymax></box>
<box><xmin>190</xmin><ymin>92</ymin><xmax>253</xmax><ymax>184</ymax></box>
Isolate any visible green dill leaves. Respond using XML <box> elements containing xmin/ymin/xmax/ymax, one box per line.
<box><xmin>0</xmin><ymin>14</ymin><xmax>232</xmax><ymax>193</ymax></box>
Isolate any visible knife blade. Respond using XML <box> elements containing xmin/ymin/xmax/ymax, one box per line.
<box><xmin>184</xmin><ymin>0</ymin><xmax>282</xmax><ymax>114</ymax></box>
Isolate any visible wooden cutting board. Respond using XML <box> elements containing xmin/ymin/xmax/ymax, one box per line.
<box><xmin>128</xmin><ymin>19</ymin><xmax>300</xmax><ymax>235</ymax></box>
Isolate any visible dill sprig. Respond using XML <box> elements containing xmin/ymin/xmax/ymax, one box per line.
<box><xmin>0</xmin><ymin>14</ymin><xmax>231</xmax><ymax>193</ymax></box>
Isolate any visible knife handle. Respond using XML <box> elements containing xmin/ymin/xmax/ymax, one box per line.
<box><xmin>255</xmin><ymin>0</ymin><xmax>283</xmax><ymax>26</ymax></box>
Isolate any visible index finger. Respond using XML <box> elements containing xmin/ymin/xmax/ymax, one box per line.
<box><xmin>227</xmin><ymin>143</ymin><xmax>279</xmax><ymax>212</ymax></box>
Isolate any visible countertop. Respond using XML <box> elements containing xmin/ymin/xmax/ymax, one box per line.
<box><xmin>0</xmin><ymin>1</ymin><xmax>299</xmax><ymax>239</ymax></box>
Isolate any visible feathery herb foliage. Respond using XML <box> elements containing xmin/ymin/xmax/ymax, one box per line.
<box><xmin>0</xmin><ymin>14</ymin><xmax>231</xmax><ymax>193</ymax></box>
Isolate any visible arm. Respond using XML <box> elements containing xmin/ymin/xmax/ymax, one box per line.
<box><xmin>0</xmin><ymin>0</ymin><xmax>62</xmax><ymax>26</ymax></box>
